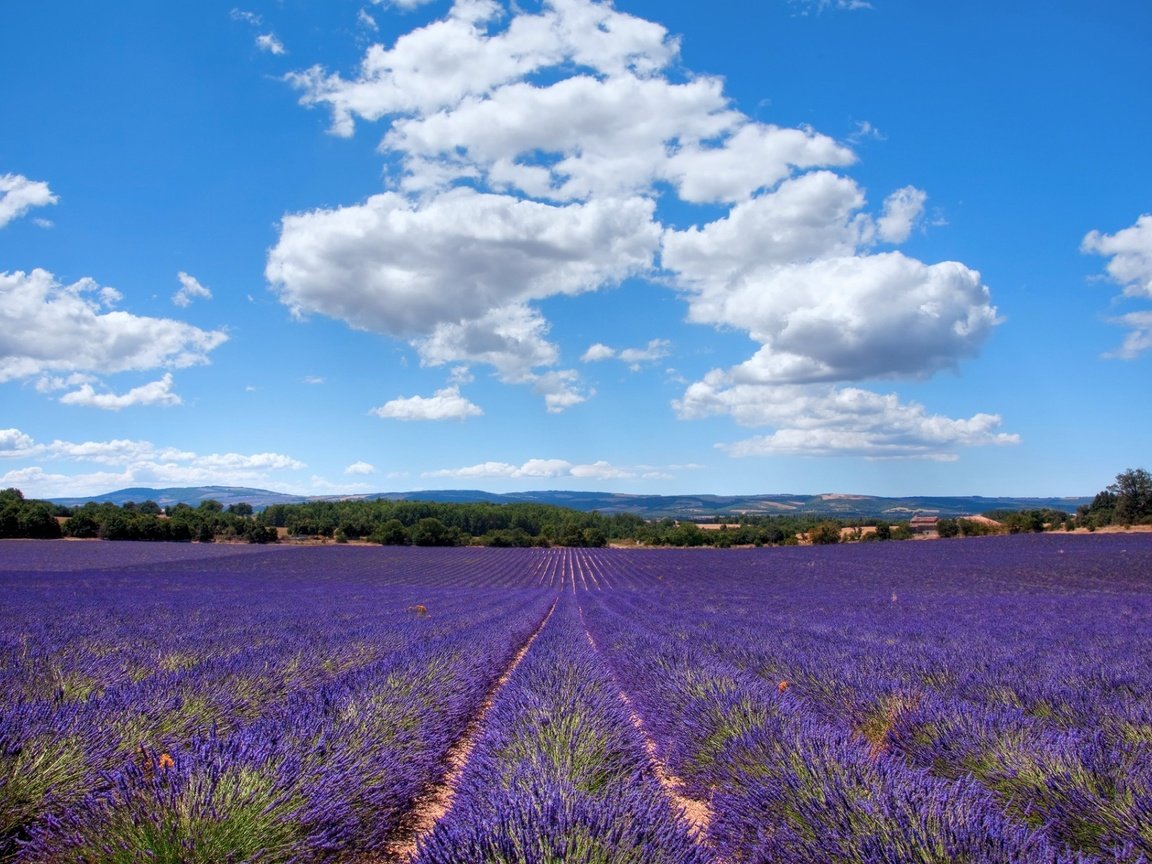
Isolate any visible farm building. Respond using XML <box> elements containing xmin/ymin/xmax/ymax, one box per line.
<box><xmin>909</xmin><ymin>515</ymin><xmax>940</xmax><ymax>536</ymax></box>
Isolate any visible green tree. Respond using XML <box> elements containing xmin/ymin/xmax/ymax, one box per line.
<box><xmin>1110</xmin><ymin>468</ymin><xmax>1152</xmax><ymax>524</ymax></box>
<box><xmin>936</xmin><ymin>518</ymin><xmax>960</xmax><ymax>539</ymax></box>
<box><xmin>410</xmin><ymin>517</ymin><xmax>456</xmax><ymax>547</ymax></box>
<box><xmin>808</xmin><ymin>521</ymin><xmax>841</xmax><ymax>545</ymax></box>
<box><xmin>371</xmin><ymin>519</ymin><xmax>410</xmax><ymax>545</ymax></box>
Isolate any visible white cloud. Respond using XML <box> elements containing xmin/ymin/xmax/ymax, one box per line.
<box><xmin>257</xmin><ymin>33</ymin><xmax>286</xmax><ymax>55</ymax></box>
<box><xmin>357</xmin><ymin>8</ymin><xmax>379</xmax><ymax>30</ymax></box>
<box><xmin>173</xmin><ymin>271</ymin><xmax>213</xmax><ymax>307</ymax></box>
<box><xmin>0</xmin><ymin>428</ymin><xmax>36</xmax><ymax>456</ymax></box>
<box><xmin>414</xmin><ymin>305</ymin><xmax>560</xmax><ymax>378</ymax></box>
<box><xmin>618</xmin><ymin>338</ymin><xmax>671</xmax><ymax>368</ymax></box>
<box><xmin>0</xmin><ymin>269</ymin><xmax>228</xmax><ymax>383</ymax></box>
<box><xmin>791</xmin><ymin>0</ymin><xmax>873</xmax><ymax>14</ymax></box>
<box><xmin>34</xmin><ymin>373</ymin><xmax>95</xmax><ymax>393</ymax></box>
<box><xmin>303</xmin><ymin>375</ymin><xmax>325</xmax><ymax>385</ymax></box>
<box><xmin>569</xmin><ymin>460</ymin><xmax>633</xmax><ymax>479</ymax></box>
<box><xmin>423</xmin><ymin>456</ymin><xmax>634</xmax><ymax>480</ymax></box>
<box><xmin>675</xmin><ymin>381</ymin><xmax>1019</xmax><ymax>460</ymax></box>
<box><xmin>1083</xmin><ymin>213</ymin><xmax>1152</xmax><ymax>357</ymax></box>
<box><xmin>1083</xmin><ymin>213</ymin><xmax>1152</xmax><ymax>300</ymax></box>
<box><xmin>231</xmin><ymin>9</ymin><xmax>262</xmax><ymax>26</ymax></box>
<box><xmin>0</xmin><ymin>430</ymin><xmax>307</xmax><ymax>497</ymax></box>
<box><xmin>425</xmin><ymin>460</ymin><xmax>521</xmax><ymax>479</ymax></box>
<box><xmin>273</xmin><ymin>0</ymin><xmax>1008</xmax><ymax>442</ymax></box>
<box><xmin>0</xmin><ymin>173</ymin><xmax>58</xmax><ymax>228</ymax></box>
<box><xmin>345</xmin><ymin>460</ymin><xmax>377</xmax><ymax>475</ymax></box>
<box><xmin>373</xmin><ymin>0</ymin><xmax>438</xmax><ymax>8</ymax></box>
<box><xmin>58</xmin><ymin>373</ymin><xmax>182</xmax><ymax>410</ymax></box>
<box><xmin>876</xmin><ymin>186</ymin><xmax>927</xmax><ymax>244</ymax></box>
<box><xmin>294</xmin><ymin>0</ymin><xmax>679</xmax><ymax>136</ymax></box>
<box><xmin>1104</xmin><ymin>311</ymin><xmax>1152</xmax><ymax>360</ymax></box>
<box><xmin>371</xmin><ymin>385</ymin><xmax>483</xmax><ymax>420</ymax></box>
<box><xmin>269</xmin><ymin>189</ymin><xmax>658</xmax><ymax>338</ymax></box>
<box><xmin>268</xmin><ymin>188</ymin><xmax>656</xmax><ymax>403</ymax></box>
<box><xmin>847</xmin><ymin>120</ymin><xmax>886</xmax><ymax>144</ymax></box>
<box><xmin>582</xmin><ymin>338</ymin><xmax>670</xmax><ymax>370</ymax></box>
<box><xmin>531</xmin><ymin>369</ymin><xmax>591</xmax><ymax>413</ymax></box>
<box><xmin>664</xmin><ymin>173</ymin><xmax>998</xmax><ymax>384</ymax></box>
<box><xmin>581</xmin><ymin>343</ymin><xmax>616</xmax><ymax>362</ymax></box>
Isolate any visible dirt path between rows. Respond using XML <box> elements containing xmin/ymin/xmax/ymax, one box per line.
<box><xmin>579</xmin><ymin>608</ymin><xmax>722</xmax><ymax>863</ymax></box>
<box><xmin>366</xmin><ymin>597</ymin><xmax>559</xmax><ymax>864</ymax></box>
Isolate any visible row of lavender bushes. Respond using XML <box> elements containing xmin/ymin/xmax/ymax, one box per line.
<box><xmin>414</xmin><ymin>594</ymin><xmax>704</xmax><ymax>864</ymax></box>
<box><xmin>580</xmin><ymin>534</ymin><xmax>1152</xmax><ymax>862</ymax></box>
<box><xmin>1</xmin><ymin>542</ymin><xmax>554</xmax><ymax>862</ymax></box>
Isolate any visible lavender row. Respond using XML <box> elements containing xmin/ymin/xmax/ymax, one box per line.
<box><xmin>414</xmin><ymin>595</ymin><xmax>706</xmax><ymax>864</ymax></box>
<box><xmin>1</xmin><ymin>546</ymin><xmax>555</xmax><ymax>861</ymax></box>
<box><xmin>581</xmin><ymin>589</ymin><xmax>1094</xmax><ymax>864</ymax></box>
<box><xmin>587</xmin><ymin>538</ymin><xmax>1152</xmax><ymax>859</ymax></box>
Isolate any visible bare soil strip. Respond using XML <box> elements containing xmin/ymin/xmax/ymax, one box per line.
<box><xmin>372</xmin><ymin>598</ymin><xmax>559</xmax><ymax>864</ymax></box>
<box><xmin>579</xmin><ymin>611</ymin><xmax>721</xmax><ymax>861</ymax></box>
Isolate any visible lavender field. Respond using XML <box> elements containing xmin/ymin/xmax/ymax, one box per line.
<box><xmin>1</xmin><ymin>535</ymin><xmax>1150</xmax><ymax>863</ymax></box>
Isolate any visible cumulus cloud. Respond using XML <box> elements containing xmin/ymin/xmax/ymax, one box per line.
<box><xmin>676</xmin><ymin>381</ymin><xmax>1019</xmax><ymax>460</ymax></box>
<box><xmin>619</xmin><ymin>338</ymin><xmax>671</xmax><ymax>368</ymax></box>
<box><xmin>876</xmin><ymin>186</ymin><xmax>927</xmax><ymax>244</ymax></box>
<box><xmin>269</xmin><ymin>190</ymin><xmax>658</xmax><ymax>336</ymax></box>
<box><xmin>371</xmin><ymin>385</ymin><xmax>483</xmax><ymax>420</ymax></box>
<box><xmin>272</xmin><ymin>0</ymin><xmax>857</xmax><ymax>411</ymax></box>
<box><xmin>581</xmin><ymin>343</ymin><xmax>616</xmax><ymax>362</ymax></box>
<box><xmin>582</xmin><ymin>338</ymin><xmax>670</xmax><ymax>369</ymax></box>
<box><xmin>1083</xmin><ymin>213</ymin><xmax>1152</xmax><ymax>357</ymax></box>
<box><xmin>1083</xmin><ymin>213</ymin><xmax>1152</xmax><ymax>299</ymax></box>
<box><xmin>173</xmin><ymin>271</ymin><xmax>212</xmax><ymax>307</ymax></box>
<box><xmin>0</xmin><ymin>428</ymin><xmax>36</xmax><ymax>456</ymax></box>
<box><xmin>424</xmin><ymin>457</ymin><xmax>634</xmax><ymax>480</ymax></box>
<box><xmin>58</xmin><ymin>373</ymin><xmax>182</xmax><ymax>410</ymax></box>
<box><xmin>0</xmin><ymin>269</ymin><xmax>228</xmax><ymax>383</ymax></box>
<box><xmin>0</xmin><ymin>173</ymin><xmax>57</xmax><ymax>228</ymax></box>
<box><xmin>0</xmin><ymin>429</ymin><xmax>306</xmax><ymax>497</ymax></box>
<box><xmin>345</xmin><ymin>460</ymin><xmax>376</xmax><ymax>475</ymax></box>
<box><xmin>268</xmin><ymin>188</ymin><xmax>657</xmax><ymax>397</ymax></box>
<box><xmin>531</xmin><ymin>369</ymin><xmax>591</xmax><ymax>413</ymax></box>
<box><xmin>271</xmin><ymin>0</ymin><xmax>1007</xmax><ymax>444</ymax></box>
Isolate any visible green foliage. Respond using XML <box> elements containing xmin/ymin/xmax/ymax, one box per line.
<box><xmin>1077</xmin><ymin>468</ymin><xmax>1152</xmax><ymax>527</ymax></box>
<box><xmin>807</xmin><ymin>521</ymin><xmax>842</xmax><ymax>545</ymax></box>
<box><xmin>0</xmin><ymin>490</ymin><xmax>62</xmax><ymax>539</ymax></box>
<box><xmin>1109</xmin><ymin>467</ymin><xmax>1152</xmax><ymax>524</ymax></box>
<box><xmin>410</xmin><ymin>517</ymin><xmax>459</xmax><ymax>547</ymax></box>
<box><xmin>958</xmin><ymin>518</ymin><xmax>998</xmax><ymax>537</ymax></box>
<box><xmin>936</xmin><ymin>518</ymin><xmax>960</xmax><ymax>538</ymax></box>
<box><xmin>59</xmin><ymin>759</ymin><xmax>305</xmax><ymax>864</ymax></box>
<box><xmin>984</xmin><ymin>508</ymin><xmax>1067</xmax><ymax>534</ymax></box>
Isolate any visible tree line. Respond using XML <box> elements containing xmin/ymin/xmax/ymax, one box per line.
<box><xmin>1</xmin><ymin>468</ymin><xmax>1147</xmax><ymax>545</ymax></box>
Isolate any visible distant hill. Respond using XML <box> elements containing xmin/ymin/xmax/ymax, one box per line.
<box><xmin>49</xmin><ymin>486</ymin><xmax>1093</xmax><ymax>520</ymax></box>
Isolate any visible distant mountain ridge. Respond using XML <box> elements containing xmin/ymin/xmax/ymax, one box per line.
<box><xmin>48</xmin><ymin>486</ymin><xmax>1093</xmax><ymax>520</ymax></box>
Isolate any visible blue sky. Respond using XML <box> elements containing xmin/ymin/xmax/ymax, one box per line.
<box><xmin>2</xmin><ymin>0</ymin><xmax>1149</xmax><ymax>499</ymax></box>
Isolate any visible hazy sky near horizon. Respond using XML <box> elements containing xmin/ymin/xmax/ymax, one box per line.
<box><xmin>2</xmin><ymin>0</ymin><xmax>1149</xmax><ymax>500</ymax></box>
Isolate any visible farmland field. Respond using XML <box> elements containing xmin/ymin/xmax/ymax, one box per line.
<box><xmin>1</xmin><ymin>534</ymin><xmax>1151</xmax><ymax>863</ymax></box>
